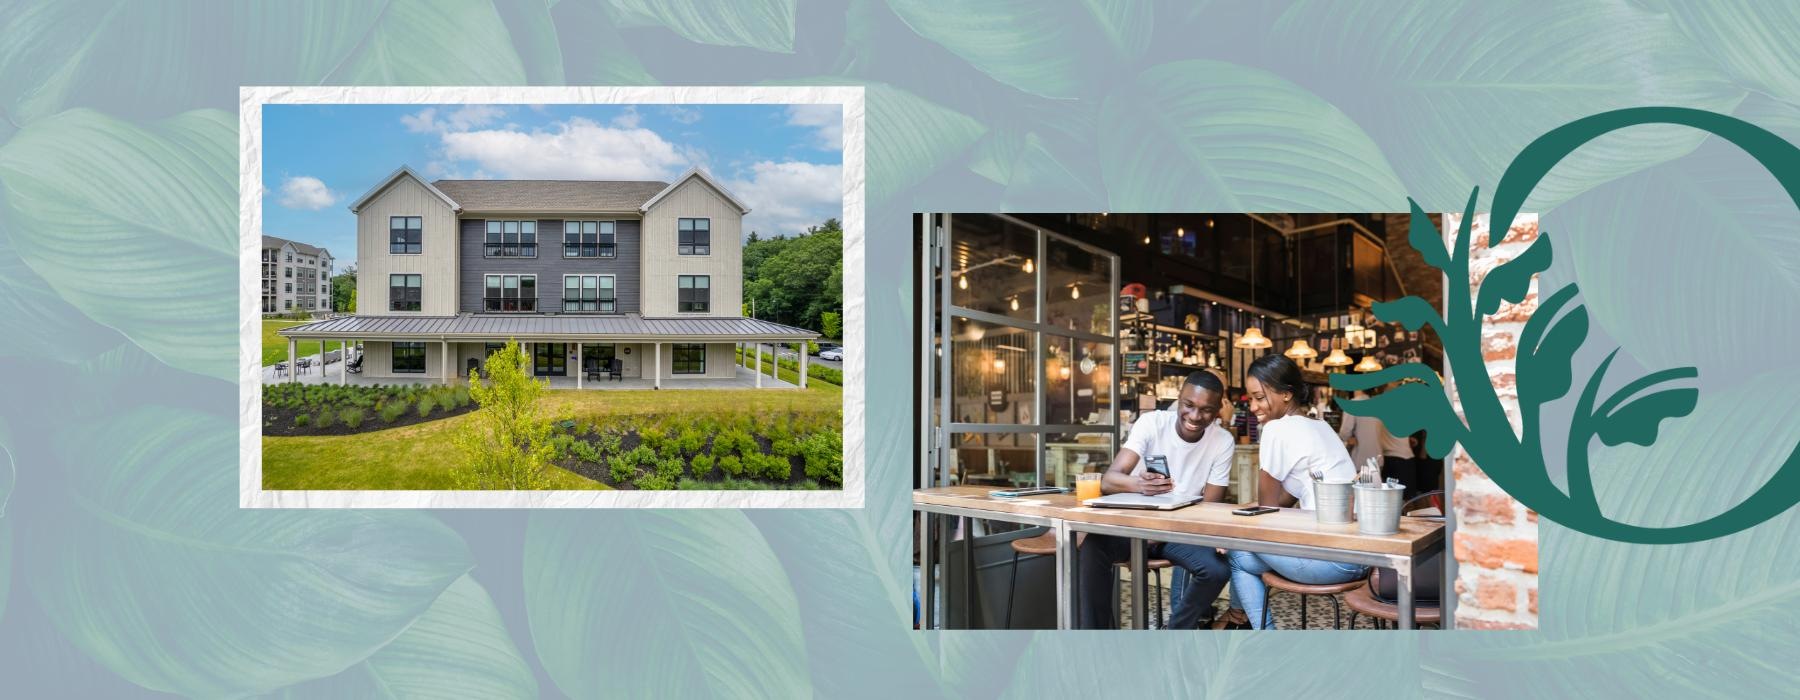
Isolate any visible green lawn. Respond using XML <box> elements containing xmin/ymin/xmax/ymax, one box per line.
<box><xmin>262</xmin><ymin>319</ymin><xmax>322</xmax><ymax>366</ymax></box>
<box><xmin>262</xmin><ymin>382</ymin><xmax>842</xmax><ymax>490</ymax></box>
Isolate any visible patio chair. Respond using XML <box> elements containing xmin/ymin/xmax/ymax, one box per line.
<box><xmin>346</xmin><ymin>355</ymin><xmax>362</xmax><ymax>374</ymax></box>
<box><xmin>584</xmin><ymin>360</ymin><xmax>602</xmax><ymax>382</ymax></box>
<box><xmin>607</xmin><ymin>357</ymin><xmax>623</xmax><ymax>381</ymax></box>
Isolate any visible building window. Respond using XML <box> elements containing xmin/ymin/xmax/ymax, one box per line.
<box><xmin>390</xmin><ymin>216</ymin><xmax>422</xmax><ymax>254</ymax></box>
<box><xmin>562</xmin><ymin>275</ymin><xmax>615</xmax><ymax>313</ymax></box>
<box><xmin>677</xmin><ymin>275</ymin><xmax>710</xmax><ymax>312</ymax></box>
<box><xmin>678</xmin><ymin>218</ymin><xmax>710</xmax><ymax>255</ymax></box>
<box><xmin>392</xmin><ymin>342</ymin><xmax>426</xmax><ymax>373</ymax></box>
<box><xmin>484</xmin><ymin>220</ymin><xmax>537</xmax><ymax>257</ymax></box>
<box><xmin>672</xmin><ymin>344</ymin><xmax>706</xmax><ymax>374</ymax></box>
<box><xmin>389</xmin><ymin>273</ymin><xmax>422</xmax><ymax>311</ymax></box>
<box><xmin>484</xmin><ymin>274</ymin><xmax>537</xmax><ymax>312</ymax></box>
<box><xmin>285</xmin><ymin>267</ymin><xmax>292</xmax><ymax>278</ymax></box>
<box><xmin>321</xmin><ymin>270</ymin><xmax>328</xmax><ymax>280</ymax></box>
<box><xmin>285</xmin><ymin>282</ymin><xmax>292</xmax><ymax>292</ymax></box>
<box><xmin>563</xmin><ymin>221</ymin><xmax>615</xmax><ymax>258</ymax></box>
<box><xmin>286</xmin><ymin>252</ymin><xmax>293</xmax><ymax>262</ymax></box>
<box><xmin>284</xmin><ymin>299</ymin><xmax>292</xmax><ymax>310</ymax></box>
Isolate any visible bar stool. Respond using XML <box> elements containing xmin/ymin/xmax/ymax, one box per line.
<box><xmin>1004</xmin><ymin>531</ymin><xmax>1059</xmax><ymax>629</ymax></box>
<box><xmin>1344</xmin><ymin>584</ymin><xmax>1441</xmax><ymax>629</ymax></box>
<box><xmin>1118</xmin><ymin>558</ymin><xmax>1173</xmax><ymax>629</ymax></box>
<box><xmin>1261</xmin><ymin>572</ymin><xmax>1365</xmax><ymax>629</ymax></box>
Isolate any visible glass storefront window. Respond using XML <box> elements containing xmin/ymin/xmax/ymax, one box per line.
<box><xmin>1043</xmin><ymin>432</ymin><xmax>1115</xmax><ymax>489</ymax></box>
<box><xmin>947</xmin><ymin>215</ymin><xmax>1038</xmax><ymax>322</ymax></box>
<box><xmin>1044</xmin><ymin>235</ymin><xmax>1111</xmax><ymax>336</ymax></box>
<box><xmin>1045</xmin><ymin>338</ymin><xmax>1113</xmax><ymax>426</ymax></box>
<box><xmin>947</xmin><ymin>432</ymin><xmax>1037</xmax><ymax>487</ymax></box>
<box><xmin>949</xmin><ymin>318</ymin><xmax>1036</xmax><ymax>425</ymax></box>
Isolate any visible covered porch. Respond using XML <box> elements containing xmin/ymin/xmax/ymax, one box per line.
<box><xmin>274</xmin><ymin>314</ymin><xmax>818</xmax><ymax>391</ymax></box>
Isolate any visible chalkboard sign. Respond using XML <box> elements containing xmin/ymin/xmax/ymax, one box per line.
<box><xmin>1122</xmin><ymin>352</ymin><xmax>1150</xmax><ymax>377</ymax></box>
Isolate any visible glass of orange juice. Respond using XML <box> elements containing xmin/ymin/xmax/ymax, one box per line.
<box><xmin>1075</xmin><ymin>472</ymin><xmax>1102</xmax><ymax>502</ymax></box>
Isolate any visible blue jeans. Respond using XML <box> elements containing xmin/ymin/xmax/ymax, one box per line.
<box><xmin>1078</xmin><ymin>535</ymin><xmax>1230</xmax><ymax>629</ymax></box>
<box><xmin>1225</xmin><ymin>550</ymin><xmax>1368</xmax><ymax>629</ymax></box>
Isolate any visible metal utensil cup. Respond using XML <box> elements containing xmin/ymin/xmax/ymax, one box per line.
<box><xmin>1314</xmin><ymin>478</ymin><xmax>1355</xmax><ymax>524</ymax></box>
<box><xmin>1353</xmin><ymin>482</ymin><xmax>1405</xmax><ymax>535</ymax></box>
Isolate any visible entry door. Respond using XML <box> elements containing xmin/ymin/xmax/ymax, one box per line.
<box><xmin>534</xmin><ymin>343</ymin><xmax>566</xmax><ymax>376</ymax></box>
<box><xmin>581</xmin><ymin>343</ymin><xmax>616</xmax><ymax>372</ymax></box>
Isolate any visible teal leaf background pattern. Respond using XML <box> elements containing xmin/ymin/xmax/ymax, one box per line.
<box><xmin>524</xmin><ymin>510</ymin><xmax>810</xmax><ymax>698</ymax></box>
<box><xmin>1098</xmin><ymin>60</ymin><xmax>1408</xmax><ymax>211</ymax></box>
<box><xmin>0</xmin><ymin>109</ymin><xmax>235</xmax><ymax>381</ymax></box>
<box><xmin>23</xmin><ymin>408</ymin><xmax>472</xmax><ymax>697</ymax></box>
<box><xmin>270</xmin><ymin>574</ymin><xmax>538</xmax><ymax>699</ymax></box>
<box><xmin>604</xmin><ymin>0</ymin><xmax>799</xmax><ymax>53</ymax></box>
<box><xmin>885</xmin><ymin>0</ymin><xmax>1151</xmax><ymax>99</ymax></box>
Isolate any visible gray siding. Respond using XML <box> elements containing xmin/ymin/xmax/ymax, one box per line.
<box><xmin>457</xmin><ymin>218</ymin><xmax>642</xmax><ymax>314</ymax></box>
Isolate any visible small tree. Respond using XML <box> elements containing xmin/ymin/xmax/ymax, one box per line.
<box><xmin>820</xmin><ymin>311</ymin><xmax>841</xmax><ymax>341</ymax></box>
<box><xmin>454</xmin><ymin>340</ymin><xmax>555</xmax><ymax>489</ymax></box>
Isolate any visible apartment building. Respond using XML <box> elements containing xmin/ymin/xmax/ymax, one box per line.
<box><xmin>261</xmin><ymin>236</ymin><xmax>335</xmax><ymax>315</ymax></box>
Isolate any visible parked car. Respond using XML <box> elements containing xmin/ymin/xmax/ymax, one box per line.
<box><xmin>818</xmin><ymin>347</ymin><xmax>844</xmax><ymax>361</ymax></box>
<box><xmin>811</xmin><ymin>343</ymin><xmax>840</xmax><ymax>356</ymax></box>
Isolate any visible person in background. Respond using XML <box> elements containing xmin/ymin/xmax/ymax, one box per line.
<box><xmin>1078</xmin><ymin>371</ymin><xmax>1236</xmax><ymax>629</ymax></box>
<box><xmin>1221</xmin><ymin>354</ymin><xmax>1367</xmax><ymax>629</ymax></box>
<box><xmin>1230</xmin><ymin>388</ymin><xmax>1259</xmax><ymax>444</ymax></box>
<box><xmin>1338</xmin><ymin>387</ymin><xmax>1416</xmax><ymax>488</ymax></box>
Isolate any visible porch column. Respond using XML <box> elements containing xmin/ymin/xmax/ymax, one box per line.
<box><xmin>442</xmin><ymin>340</ymin><xmax>451</xmax><ymax>384</ymax></box>
<box><xmin>799</xmin><ymin>341</ymin><xmax>808</xmax><ymax>389</ymax></box>
<box><xmin>755</xmin><ymin>342</ymin><xmax>763</xmax><ymax>388</ymax></box>
<box><xmin>653</xmin><ymin>342</ymin><xmax>661</xmax><ymax>389</ymax></box>
<box><xmin>339</xmin><ymin>340</ymin><xmax>347</xmax><ymax>385</ymax></box>
<box><xmin>287</xmin><ymin>338</ymin><xmax>297</xmax><ymax>384</ymax></box>
<box><xmin>576</xmin><ymin>343</ymin><xmax>584</xmax><ymax>390</ymax></box>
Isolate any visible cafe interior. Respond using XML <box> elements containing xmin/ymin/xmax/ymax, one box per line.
<box><xmin>912</xmin><ymin>212</ymin><xmax>1449</xmax><ymax>630</ymax></box>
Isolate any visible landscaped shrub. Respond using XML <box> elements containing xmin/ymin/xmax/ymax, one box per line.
<box><xmin>719</xmin><ymin>454</ymin><xmax>743</xmax><ymax>477</ymax></box>
<box><xmin>676</xmin><ymin>428</ymin><xmax>705</xmax><ymax>456</ymax></box>
<box><xmin>569</xmin><ymin>439</ymin><xmax>604</xmax><ymax>465</ymax></box>
<box><xmin>748</xmin><ymin>453</ymin><xmax>790</xmax><ymax>481</ymax></box>
<box><xmin>341</xmin><ymin>407</ymin><xmax>365</xmax><ymax>429</ymax></box>
<box><xmin>379</xmin><ymin>402</ymin><xmax>407</xmax><ymax>424</ymax></box>
<box><xmin>714</xmin><ymin>429</ymin><xmax>756</xmax><ymax>459</ymax></box>
<box><xmin>314</xmin><ymin>410</ymin><xmax>335</xmax><ymax>429</ymax></box>
<box><xmin>417</xmin><ymin>396</ymin><xmax>436</xmax><ymax>417</ymax></box>
<box><xmin>770</xmin><ymin>438</ymin><xmax>799</xmax><ymax>458</ymax></box>
<box><xmin>691</xmin><ymin>454</ymin><xmax>715</xmax><ymax>477</ymax></box>
<box><xmin>598</xmin><ymin>431</ymin><xmax>623</xmax><ymax>456</ymax></box>
<box><xmin>657</xmin><ymin>440</ymin><xmax>680</xmax><ymax>460</ymax></box>
<box><xmin>638</xmin><ymin>427</ymin><xmax>665</xmax><ymax>453</ymax></box>
<box><xmin>623</xmin><ymin>445</ymin><xmax>657</xmax><ymax>468</ymax></box>
<box><xmin>800</xmin><ymin>431</ymin><xmax>843</xmax><ymax>484</ymax></box>
<box><xmin>609</xmin><ymin>456</ymin><xmax>636</xmax><ymax>483</ymax></box>
<box><xmin>293</xmin><ymin>414</ymin><xmax>311</xmax><ymax>427</ymax></box>
<box><xmin>656</xmin><ymin>457</ymin><xmax>684</xmax><ymax>481</ymax></box>
<box><xmin>634</xmin><ymin>473</ymin><xmax>676</xmax><ymax>490</ymax></box>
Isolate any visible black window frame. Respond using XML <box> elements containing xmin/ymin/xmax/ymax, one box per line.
<box><xmin>561</xmin><ymin>274</ymin><xmax>615</xmax><ymax>313</ymax></box>
<box><xmin>389</xmin><ymin>216</ymin><xmax>423</xmax><ymax>255</ymax></box>
<box><xmin>678</xmin><ymin>218</ymin><xmax>710</xmax><ymax>255</ymax></box>
<box><xmin>392</xmin><ymin>342</ymin><xmax>426</xmax><ymax>374</ymax></box>
<box><xmin>483</xmin><ymin>273</ymin><xmax>537</xmax><ymax>312</ymax></box>
<box><xmin>563</xmin><ymin>220</ymin><xmax>616</xmax><ymax>258</ymax></box>
<box><xmin>677</xmin><ymin>275</ymin><xmax>710</xmax><ymax>313</ymax></box>
<box><xmin>484</xmin><ymin>220</ymin><xmax>538</xmax><ymax>258</ymax></box>
<box><xmin>672</xmin><ymin>344</ymin><xmax>706</xmax><ymax>374</ymax></box>
<box><xmin>389</xmin><ymin>273</ymin><xmax>422</xmax><ymax>312</ymax></box>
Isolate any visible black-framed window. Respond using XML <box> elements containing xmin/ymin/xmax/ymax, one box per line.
<box><xmin>392</xmin><ymin>342</ymin><xmax>426</xmax><ymax>374</ymax></box>
<box><xmin>672</xmin><ymin>344</ymin><xmax>706</xmax><ymax>374</ymax></box>
<box><xmin>677</xmin><ymin>275</ymin><xmax>710</xmax><ymax>312</ymax></box>
<box><xmin>483</xmin><ymin>274</ymin><xmax>537</xmax><ymax>312</ymax></box>
<box><xmin>563</xmin><ymin>221</ymin><xmax>615</xmax><ymax>258</ymax></box>
<box><xmin>484</xmin><ymin>220</ymin><xmax>537</xmax><ymax>257</ymax></box>
<box><xmin>285</xmin><ymin>283</ymin><xmax>292</xmax><ymax>292</ymax></box>
<box><xmin>389</xmin><ymin>216</ymin><xmax>422</xmax><ymax>254</ymax></box>
<box><xmin>285</xmin><ymin>252</ymin><xmax>292</xmax><ymax>262</ymax></box>
<box><xmin>284</xmin><ymin>299</ymin><xmax>292</xmax><ymax>309</ymax></box>
<box><xmin>284</xmin><ymin>267</ymin><xmax>291</xmax><ymax>278</ymax></box>
<box><xmin>678</xmin><ymin>218</ymin><xmax>710</xmax><ymax>255</ymax></box>
<box><xmin>562</xmin><ymin>274</ymin><xmax>615</xmax><ymax>313</ymax></box>
<box><xmin>389</xmin><ymin>273</ymin><xmax>421</xmax><ymax>312</ymax></box>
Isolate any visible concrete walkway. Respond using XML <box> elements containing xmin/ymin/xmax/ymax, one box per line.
<box><xmin>263</xmin><ymin>356</ymin><xmax>797</xmax><ymax>390</ymax></box>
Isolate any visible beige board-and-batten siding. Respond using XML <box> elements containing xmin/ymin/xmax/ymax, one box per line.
<box><xmin>639</xmin><ymin>176</ymin><xmax>744</xmax><ymax>318</ymax></box>
<box><xmin>357</xmin><ymin>174</ymin><xmax>460</xmax><ymax>316</ymax></box>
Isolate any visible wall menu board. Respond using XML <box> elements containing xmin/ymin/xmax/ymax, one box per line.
<box><xmin>1122</xmin><ymin>351</ymin><xmax>1150</xmax><ymax>377</ymax></box>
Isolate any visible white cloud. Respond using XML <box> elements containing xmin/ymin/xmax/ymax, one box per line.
<box><xmin>662</xmin><ymin>106</ymin><xmax>702</xmax><ymax>124</ymax></box>
<box><xmin>611</xmin><ymin>106</ymin><xmax>641</xmax><ymax>129</ymax></box>
<box><xmin>277</xmin><ymin>175</ymin><xmax>337</xmax><ymax>210</ymax></box>
<box><xmin>401</xmin><ymin>105</ymin><xmax>506</xmax><ymax>134</ymax></box>
<box><xmin>727</xmin><ymin>160</ymin><xmax>843</xmax><ymax>238</ymax></box>
<box><xmin>786</xmin><ymin>104</ymin><xmax>842</xmax><ymax>151</ymax></box>
<box><xmin>439</xmin><ymin>117</ymin><xmax>688</xmax><ymax>180</ymax></box>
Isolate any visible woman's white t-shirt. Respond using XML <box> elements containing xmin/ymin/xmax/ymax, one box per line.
<box><xmin>1259</xmin><ymin>415</ymin><xmax>1356</xmax><ymax>510</ymax></box>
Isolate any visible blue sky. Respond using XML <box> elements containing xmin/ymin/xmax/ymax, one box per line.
<box><xmin>262</xmin><ymin>103</ymin><xmax>843</xmax><ymax>271</ymax></box>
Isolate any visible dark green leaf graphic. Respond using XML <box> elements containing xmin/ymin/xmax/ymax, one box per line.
<box><xmin>1516</xmin><ymin>284</ymin><xmax>1588</xmax><ymax>406</ymax></box>
<box><xmin>26</xmin><ymin>408</ymin><xmax>472</xmax><ymax>697</ymax></box>
<box><xmin>1475</xmin><ymin>235</ymin><xmax>1551</xmax><ymax>316</ymax></box>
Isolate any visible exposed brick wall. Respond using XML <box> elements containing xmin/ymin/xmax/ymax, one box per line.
<box><xmin>1444</xmin><ymin>212</ymin><xmax>1540</xmax><ymax>630</ymax></box>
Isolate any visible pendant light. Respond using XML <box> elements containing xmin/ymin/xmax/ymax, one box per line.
<box><xmin>1070</xmin><ymin>284</ymin><xmax>1081</xmax><ymax>300</ymax></box>
<box><xmin>1285</xmin><ymin>338</ymin><xmax>1317</xmax><ymax>360</ymax></box>
<box><xmin>1354</xmin><ymin>354</ymin><xmax>1382</xmax><ymax>373</ymax></box>
<box><xmin>958</xmin><ymin>274</ymin><xmax>968</xmax><ymax>290</ymax></box>
<box><xmin>1323</xmin><ymin>348</ymin><xmax>1353</xmax><ymax>367</ymax></box>
<box><xmin>1234</xmin><ymin>217</ymin><xmax>1269</xmax><ymax>349</ymax></box>
<box><xmin>1022</xmin><ymin>257</ymin><xmax>1034</xmax><ymax>274</ymax></box>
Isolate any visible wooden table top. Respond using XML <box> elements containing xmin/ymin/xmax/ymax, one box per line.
<box><xmin>914</xmin><ymin>485</ymin><xmax>1443</xmax><ymax>557</ymax></box>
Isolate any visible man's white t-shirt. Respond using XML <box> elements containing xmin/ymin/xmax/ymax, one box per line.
<box><xmin>1122</xmin><ymin>410</ymin><xmax>1233</xmax><ymax>498</ymax></box>
<box><xmin>1260</xmin><ymin>415</ymin><xmax>1357</xmax><ymax>510</ymax></box>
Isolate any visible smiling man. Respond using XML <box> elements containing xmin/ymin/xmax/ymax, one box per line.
<box><xmin>1078</xmin><ymin>370</ymin><xmax>1235</xmax><ymax>629</ymax></box>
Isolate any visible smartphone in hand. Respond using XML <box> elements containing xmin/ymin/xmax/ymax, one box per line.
<box><xmin>1145</xmin><ymin>455</ymin><xmax>1170</xmax><ymax>478</ymax></box>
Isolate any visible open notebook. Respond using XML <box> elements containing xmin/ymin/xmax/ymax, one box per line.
<box><xmin>1083</xmin><ymin>492</ymin><xmax>1202</xmax><ymax>511</ymax></box>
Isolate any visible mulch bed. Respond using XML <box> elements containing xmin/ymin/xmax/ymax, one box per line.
<box><xmin>262</xmin><ymin>402</ymin><xmax>479</xmax><ymax>437</ymax></box>
<box><xmin>553</xmin><ymin>431</ymin><xmax>811</xmax><ymax>490</ymax></box>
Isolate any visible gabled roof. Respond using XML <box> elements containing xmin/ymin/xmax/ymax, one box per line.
<box><xmin>431</xmin><ymin>179</ymin><xmax>668</xmax><ymax>214</ymax></box>
<box><xmin>640</xmin><ymin>167</ymin><xmax>751</xmax><ymax>215</ymax></box>
<box><xmin>262</xmin><ymin>235</ymin><xmax>329</xmax><ymax>258</ymax></box>
<box><xmin>347</xmin><ymin>165</ymin><xmax>462</xmax><ymax>214</ymax></box>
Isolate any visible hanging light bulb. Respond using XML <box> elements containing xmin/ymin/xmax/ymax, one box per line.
<box><xmin>1010</xmin><ymin>296</ymin><xmax>1019</xmax><ymax>311</ymax></box>
<box><xmin>1059</xmin><ymin>365</ymin><xmax>1072</xmax><ymax>380</ymax></box>
<box><xmin>1323</xmin><ymin>348</ymin><xmax>1352</xmax><ymax>367</ymax></box>
<box><xmin>1070</xmin><ymin>285</ymin><xmax>1081</xmax><ymax>300</ymax></box>
<box><xmin>1354</xmin><ymin>354</ymin><xmax>1383</xmax><ymax>373</ymax></box>
<box><xmin>958</xmin><ymin>274</ymin><xmax>968</xmax><ymax>290</ymax></box>
<box><xmin>1285</xmin><ymin>338</ymin><xmax>1317</xmax><ymax>360</ymax></box>
<box><xmin>993</xmin><ymin>357</ymin><xmax>1006</xmax><ymax>372</ymax></box>
<box><xmin>1143</xmin><ymin>235</ymin><xmax>1151</xmax><ymax>245</ymax></box>
<box><xmin>1022</xmin><ymin>258</ymin><xmax>1034</xmax><ymax>274</ymax></box>
<box><xmin>1235</xmin><ymin>325</ymin><xmax>1272</xmax><ymax>349</ymax></box>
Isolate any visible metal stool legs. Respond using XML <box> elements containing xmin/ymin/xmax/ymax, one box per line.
<box><xmin>1004</xmin><ymin>551</ymin><xmax>1021</xmax><ymax>629</ymax></box>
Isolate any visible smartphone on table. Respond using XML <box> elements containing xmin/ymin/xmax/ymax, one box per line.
<box><xmin>1232</xmin><ymin>505</ymin><xmax>1280</xmax><ymax>516</ymax></box>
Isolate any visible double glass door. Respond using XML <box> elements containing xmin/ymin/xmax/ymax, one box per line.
<box><xmin>534</xmin><ymin>343</ymin><xmax>566</xmax><ymax>376</ymax></box>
